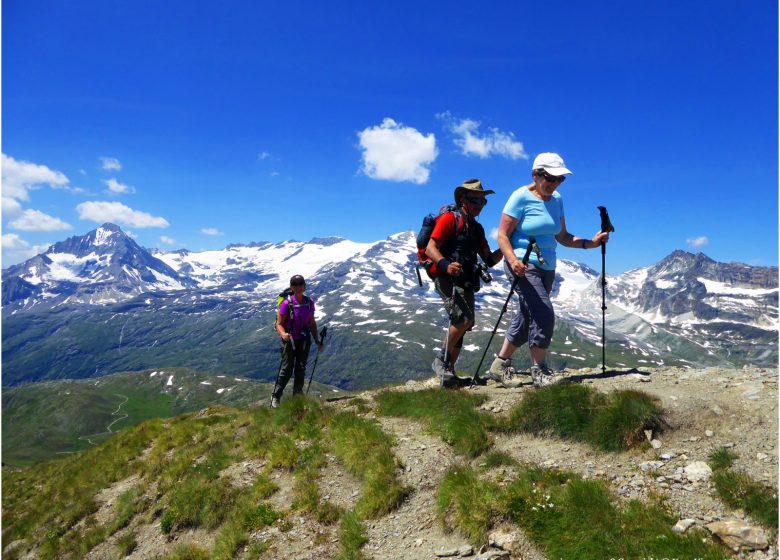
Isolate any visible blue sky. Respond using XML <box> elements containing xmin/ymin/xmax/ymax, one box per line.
<box><xmin>2</xmin><ymin>0</ymin><xmax>777</xmax><ymax>274</ymax></box>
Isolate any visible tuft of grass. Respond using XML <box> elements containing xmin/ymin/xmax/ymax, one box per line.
<box><xmin>162</xmin><ymin>543</ymin><xmax>211</xmax><ymax>560</ymax></box>
<box><xmin>437</xmin><ymin>465</ymin><xmax>501</xmax><ymax>544</ymax></box>
<box><xmin>329</xmin><ymin>412</ymin><xmax>409</xmax><ymax>518</ymax></box>
<box><xmin>507</xmin><ymin>383</ymin><xmax>600</xmax><ymax>439</ymax></box>
<box><xmin>336</xmin><ymin>510</ymin><xmax>370</xmax><ymax>560</ymax></box>
<box><xmin>376</xmin><ymin>389</ymin><xmax>492</xmax><ymax>458</ymax></box>
<box><xmin>116</xmin><ymin>531</ymin><xmax>138</xmax><ymax>556</ymax></box>
<box><xmin>501</xmin><ymin>467</ymin><xmax>726</xmax><ymax>559</ymax></box>
<box><xmin>267</xmin><ymin>435</ymin><xmax>300</xmax><ymax>470</ymax></box>
<box><xmin>160</xmin><ymin>472</ymin><xmax>238</xmax><ymax>533</ymax></box>
<box><xmin>708</xmin><ymin>450</ymin><xmax>778</xmax><ymax>529</ymax></box>
<box><xmin>211</xmin><ymin>478</ymin><xmax>281</xmax><ymax>560</ymax></box>
<box><xmin>274</xmin><ymin>395</ymin><xmax>326</xmax><ymax>440</ymax></box>
<box><xmin>245</xmin><ymin>540</ymin><xmax>271</xmax><ymax>556</ymax></box>
<box><xmin>479</xmin><ymin>450</ymin><xmax>517</xmax><ymax>469</ymax></box>
<box><xmin>587</xmin><ymin>390</ymin><xmax>666</xmax><ymax>451</ymax></box>
<box><xmin>111</xmin><ymin>486</ymin><xmax>147</xmax><ymax>534</ymax></box>
<box><xmin>506</xmin><ymin>384</ymin><xmax>666</xmax><ymax>452</ymax></box>
<box><xmin>708</xmin><ymin>447</ymin><xmax>737</xmax><ymax>471</ymax></box>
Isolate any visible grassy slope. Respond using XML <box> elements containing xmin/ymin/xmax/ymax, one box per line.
<box><xmin>1</xmin><ymin>368</ymin><xmax>340</xmax><ymax>467</ymax></box>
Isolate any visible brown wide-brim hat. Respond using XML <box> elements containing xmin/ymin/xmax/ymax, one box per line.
<box><xmin>454</xmin><ymin>178</ymin><xmax>495</xmax><ymax>205</ymax></box>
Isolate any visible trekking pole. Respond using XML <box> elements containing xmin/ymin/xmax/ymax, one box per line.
<box><xmin>597</xmin><ymin>206</ymin><xmax>615</xmax><ymax>373</ymax></box>
<box><xmin>306</xmin><ymin>326</ymin><xmax>328</xmax><ymax>394</ymax></box>
<box><xmin>472</xmin><ymin>238</ymin><xmax>540</xmax><ymax>382</ymax></box>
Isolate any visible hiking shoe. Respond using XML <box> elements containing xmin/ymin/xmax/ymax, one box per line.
<box><xmin>487</xmin><ymin>355</ymin><xmax>515</xmax><ymax>382</ymax></box>
<box><xmin>530</xmin><ymin>363</ymin><xmax>559</xmax><ymax>388</ymax></box>
<box><xmin>270</xmin><ymin>397</ymin><xmax>280</xmax><ymax>408</ymax></box>
<box><xmin>498</xmin><ymin>373</ymin><xmax>525</xmax><ymax>389</ymax></box>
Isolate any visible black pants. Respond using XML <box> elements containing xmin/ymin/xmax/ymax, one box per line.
<box><xmin>272</xmin><ymin>338</ymin><xmax>311</xmax><ymax>399</ymax></box>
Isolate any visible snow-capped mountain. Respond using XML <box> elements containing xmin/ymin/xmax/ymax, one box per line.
<box><xmin>2</xmin><ymin>224</ymin><xmax>194</xmax><ymax>310</ymax></box>
<box><xmin>2</xmin><ymin>224</ymin><xmax>777</xmax><ymax>388</ymax></box>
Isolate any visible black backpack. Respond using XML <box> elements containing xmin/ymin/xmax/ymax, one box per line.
<box><xmin>415</xmin><ymin>204</ymin><xmax>465</xmax><ymax>284</ymax></box>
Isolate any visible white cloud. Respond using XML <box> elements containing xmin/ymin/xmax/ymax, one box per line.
<box><xmin>201</xmin><ymin>227</ymin><xmax>224</xmax><ymax>236</ymax></box>
<box><xmin>104</xmin><ymin>178</ymin><xmax>135</xmax><ymax>194</ymax></box>
<box><xmin>2</xmin><ymin>197</ymin><xmax>23</xmax><ymax>218</ymax></box>
<box><xmin>258</xmin><ymin>151</ymin><xmax>272</xmax><ymax>160</ymax></box>
<box><xmin>160</xmin><ymin>236</ymin><xmax>177</xmax><ymax>245</ymax></box>
<box><xmin>8</xmin><ymin>209</ymin><xmax>72</xmax><ymax>232</ymax></box>
<box><xmin>490</xmin><ymin>227</ymin><xmax>499</xmax><ymax>241</ymax></box>
<box><xmin>76</xmin><ymin>201</ymin><xmax>169</xmax><ymax>228</ymax></box>
<box><xmin>357</xmin><ymin>118</ymin><xmax>438</xmax><ymax>184</ymax></box>
<box><xmin>438</xmin><ymin>113</ymin><xmax>528</xmax><ymax>160</ymax></box>
<box><xmin>686</xmin><ymin>236</ymin><xmax>709</xmax><ymax>248</ymax></box>
<box><xmin>1</xmin><ymin>153</ymin><xmax>70</xmax><ymax>202</ymax></box>
<box><xmin>2</xmin><ymin>233</ymin><xmax>50</xmax><ymax>265</ymax></box>
<box><xmin>2</xmin><ymin>233</ymin><xmax>29</xmax><ymax>251</ymax></box>
<box><xmin>100</xmin><ymin>157</ymin><xmax>122</xmax><ymax>171</ymax></box>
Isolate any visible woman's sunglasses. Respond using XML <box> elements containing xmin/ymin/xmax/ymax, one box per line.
<box><xmin>539</xmin><ymin>171</ymin><xmax>566</xmax><ymax>184</ymax></box>
<box><xmin>291</xmin><ymin>281</ymin><xmax>305</xmax><ymax>287</ymax></box>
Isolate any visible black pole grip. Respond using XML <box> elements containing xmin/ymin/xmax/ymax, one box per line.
<box><xmin>521</xmin><ymin>236</ymin><xmax>537</xmax><ymax>265</ymax></box>
<box><xmin>598</xmin><ymin>206</ymin><xmax>615</xmax><ymax>236</ymax></box>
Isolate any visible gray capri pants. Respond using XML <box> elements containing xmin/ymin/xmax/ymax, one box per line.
<box><xmin>504</xmin><ymin>260</ymin><xmax>556</xmax><ymax>349</ymax></box>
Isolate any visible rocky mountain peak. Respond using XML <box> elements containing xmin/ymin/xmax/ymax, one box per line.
<box><xmin>46</xmin><ymin>222</ymin><xmax>135</xmax><ymax>258</ymax></box>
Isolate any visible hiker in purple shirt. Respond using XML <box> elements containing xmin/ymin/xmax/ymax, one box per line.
<box><xmin>271</xmin><ymin>275</ymin><xmax>324</xmax><ymax>407</ymax></box>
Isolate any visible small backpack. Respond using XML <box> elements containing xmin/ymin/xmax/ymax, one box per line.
<box><xmin>415</xmin><ymin>204</ymin><xmax>465</xmax><ymax>281</ymax></box>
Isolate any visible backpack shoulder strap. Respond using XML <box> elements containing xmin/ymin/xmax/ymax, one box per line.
<box><xmin>287</xmin><ymin>294</ymin><xmax>296</xmax><ymax>318</ymax></box>
<box><xmin>451</xmin><ymin>209</ymin><xmax>465</xmax><ymax>236</ymax></box>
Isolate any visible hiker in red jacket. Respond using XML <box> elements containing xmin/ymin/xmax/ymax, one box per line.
<box><xmin>426</xmin><ymin>179</ymin><xmax>503</xmax><ymax>388</ymax></box>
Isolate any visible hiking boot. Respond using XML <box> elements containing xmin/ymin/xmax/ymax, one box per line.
<box><xmin>498</xmin><ymin>372</ymin><xmax>525</xmax><ymax>389</ymax></box>
<box><xmin>487</xmin><ymin>355</ymin><xmax>515</xmax><ymax>382</ymax></box>
<box><xmin>270</xmin><ymin>397</ymin><xmax>280</xmax><ymax>408</ymax></box>
<box><xmin>530</xmin><ymin>363</ymin><xmax>559</xmax><ymax>388</ymax></box>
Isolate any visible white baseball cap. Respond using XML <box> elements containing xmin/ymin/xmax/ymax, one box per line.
<box><xmin>532</xmin><ymin>152</ymin><xmax>573</xmax><ymax>176</ymax></box>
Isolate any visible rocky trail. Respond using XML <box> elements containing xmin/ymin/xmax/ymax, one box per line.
<box><xmin>82</xmin><ymin>366</ymin><xmax>777</xmax><ymax>560</ymax></box>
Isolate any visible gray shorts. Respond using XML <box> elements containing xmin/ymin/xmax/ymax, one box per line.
<box><xmin>504</xmin><ymin>260</ymin><xmax>556</xmax><ymax>349</ymax></box>
<box><xmin>434</xmin><ymin>275</ymin><xmax>475</xmax><ymax>326</ymax></box>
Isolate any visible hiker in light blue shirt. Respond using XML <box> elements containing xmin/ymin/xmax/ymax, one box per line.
<box><xmin>487</xmin><ymin>153</ymin><xmax>610</xmax><ymax>388</ymax></box>
<box><xmin>503</xmin><ymin>185</ymin><xmax>565</xmax><ymax>271</ymax></box>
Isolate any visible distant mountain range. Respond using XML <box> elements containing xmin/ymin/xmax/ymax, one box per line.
<box><xmin>2</xmin><ymin>224</ymin><xmax>777</xmax><ymax>388</ymax></box>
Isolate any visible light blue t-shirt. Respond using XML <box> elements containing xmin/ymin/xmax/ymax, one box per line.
<box><xmin>502</xmin><ymin>186</ymin><xmax>564</xmax><ymax>270</ymax></box>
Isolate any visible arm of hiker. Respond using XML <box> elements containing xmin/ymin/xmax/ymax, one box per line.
<box><xmin>425</xmin><ymin>219</ymin><xmax>462</xmax><ymax>276</ymax></box>
<box><xmin>555</xmin><ymin>217</ymin><xmax>610</xmax><ymax>249</ymax></box>
<box><xmin>276</xmin><ymin>312</ymin><xmax>290</xmax><ymax>342</ymax></box>
<box><xmin>478</xmin><ymin>232</ymin><xmax>503</xmax><ymax>267</ymax></box>
<box><xmin>498</xmin><ymin>213</ymin><xmax>526</xmax><ymax>276</ymax></box>
<box><xmin>310</xmin><ymin>316</ymin><xmax>323</xmax><ymax>351</ymax></box>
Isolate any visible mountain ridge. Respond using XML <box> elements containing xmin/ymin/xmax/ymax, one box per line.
<box><xmin>2</xmin><ymin>224</ymin><xmax>777</xmax><ymax>388</ymax></box>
